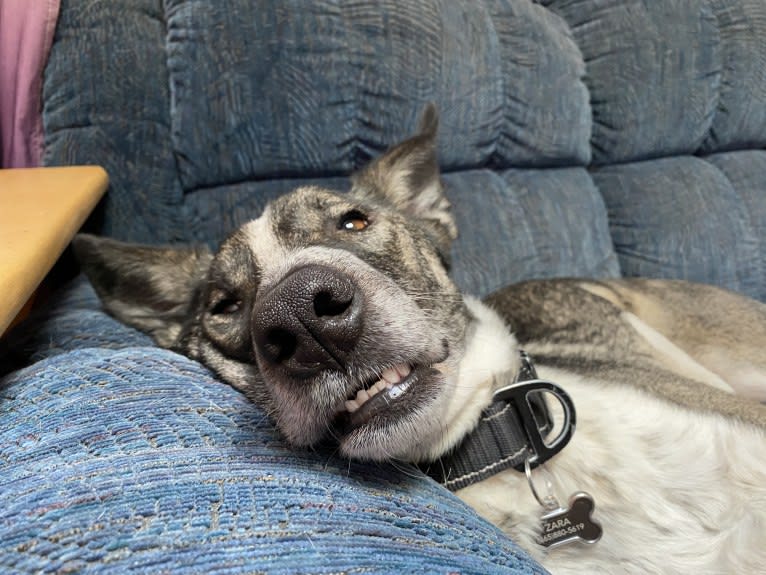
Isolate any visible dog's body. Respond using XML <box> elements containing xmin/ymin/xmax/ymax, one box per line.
<box><xmin>75</xmin><ymin>107</ymin><xmax>766</xmax><ymax>574</ymax></box>
<box><xmin>462</xmin><ymin>279</ymin><xmax>766</xmax><ymax>573</ymax></box>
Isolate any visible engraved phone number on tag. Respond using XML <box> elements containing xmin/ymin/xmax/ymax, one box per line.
<box><xmin>538</xmin><ymin>521</ymin><xmax>587</xmax><ymax>545</ymax></box>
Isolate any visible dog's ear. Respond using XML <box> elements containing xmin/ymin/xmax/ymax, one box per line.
<box><xmin>351</xmin><ymin>104</ymin><xmax>457</xmax><ymax>261</ymax></box>
<box><xmin>72</xmin><ymin>234</ymin><xmax>212</xmax><ymax>347</ymax></box>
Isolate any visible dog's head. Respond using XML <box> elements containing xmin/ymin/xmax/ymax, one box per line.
<box><xmin>75</xmin><ymin>106</ymin><xmax>497</xmax><ymax>462</ymax></box>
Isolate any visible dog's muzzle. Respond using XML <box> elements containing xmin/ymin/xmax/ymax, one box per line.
<box><xmin>251</xmin><ymin>264</ymin><xmax>363</xmax><ymax>378</ymax></box>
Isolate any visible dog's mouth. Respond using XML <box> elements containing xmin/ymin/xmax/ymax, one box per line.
<box><xmin>340</xmin><ymin>363</ymin><xmax>417</xmax><ymax>430</ymax></box>
<box><xmin>330</xmin><ymin>360</ymin><xmax>448</xmax><ymax>444</ymax></box>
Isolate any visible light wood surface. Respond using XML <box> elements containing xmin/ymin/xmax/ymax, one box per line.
<box><xmin>0</xmin><ymin>166</ymin><xmax>107</xmax><ymax>335</ymax></box>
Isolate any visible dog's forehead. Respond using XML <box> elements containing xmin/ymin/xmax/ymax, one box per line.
<box><xmin>225</xmin><ymin>186</ymin><xmax>349</xmax><ymax>271</ymax></box>
<box><xmin>270</xmin><ymin>185</ymin><xmax>351</xmax><ymax>230</ymax></box>
<box><xmin>275</xmin><ymin>185</ymin><xmax>346</xmax><ymax>210</ymax></box>
<box><xmin>208</xmin><ymin>229</ymin><xmax>257</xmax><ymax>288</ymax></box>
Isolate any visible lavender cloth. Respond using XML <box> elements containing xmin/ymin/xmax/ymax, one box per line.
<box><xmin>0</xmin><ymin>0</ymin><xmax>60</xmax><ymax>168</ymax></box>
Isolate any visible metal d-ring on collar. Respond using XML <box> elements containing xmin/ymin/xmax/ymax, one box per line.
<box><xmin>420</xmin><ymin>350</ymin><xmax>577</xmax><ymax>492</ymax></box>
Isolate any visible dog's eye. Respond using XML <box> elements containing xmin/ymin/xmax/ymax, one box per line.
<box><xmin>338</xmin><ymin>210</ymin><xmax>369</xmax><ymax>232</ymax></box>
<box><xmin>210</xmin><ymin>296</ymin><xmax>242</xmax><ymax>316</ymax></box>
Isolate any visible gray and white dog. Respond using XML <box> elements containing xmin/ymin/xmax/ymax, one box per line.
<box><xmin>75</xmin><ymin>106</ymin><xmax>766</xmax><ymax>574</ymax></box>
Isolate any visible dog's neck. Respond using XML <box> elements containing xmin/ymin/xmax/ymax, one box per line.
<box><xmin>420</xmin><ymin>296</ymin><xmax>521</xmax><ymax>461</ymax></box>
<box><xmin>423</xmin><ymin>298</ymin><xmax>578</xmax><ymax>490</ymax></box>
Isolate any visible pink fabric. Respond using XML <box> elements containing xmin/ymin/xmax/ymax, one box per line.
<box><xmin>0</xmin><ymin>0</ymin><xmax>60</xmax><ymax>168</ymax></box>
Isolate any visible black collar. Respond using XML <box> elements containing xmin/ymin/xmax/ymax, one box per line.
<box><xmin>420</xmin><ymin>351</ymin><xmax>576</xmax><ymax>491</ymax></box>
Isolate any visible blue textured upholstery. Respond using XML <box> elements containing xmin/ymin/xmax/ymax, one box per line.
<box><xmin>594</xmin><ymin>153</ymin><xmax>766</xmax><ymax>295</ymax></box>
<box><xmin>42</xmin><ymin>0</ymin><xmax>766</xmax><ymax>300</ymax></box>
<box><xmin>0</xmin><ymin>346</ymin><xmax>542</xmax><ymax>574</ymax></box>
<box><xmin>1</xmin><ymin>280</ymin><xmax>546</xmax><ymax>572</ymax></box>
<box><xmin>43</xmin><ymin>0</ymin><xmax>617</xmax><ymax>295</ymax></box>
<box><xmin>4</xmin><ymin>0</ymin><xmax>766</xmax><ymax>572</ymax></box>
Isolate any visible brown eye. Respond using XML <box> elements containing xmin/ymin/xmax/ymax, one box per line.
<box><xmin>339</xmin><ymin>210</ymin><xmax>369</xmax><ymax>232</ymax></box>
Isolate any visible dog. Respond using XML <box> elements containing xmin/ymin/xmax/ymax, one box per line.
<box><xmin>74</xmin><ymin>106</ymin><xmax>766</xmax><ymax>574</ymax></box>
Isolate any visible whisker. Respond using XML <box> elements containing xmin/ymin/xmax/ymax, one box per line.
<box><xmin>388</xmin><ymin>459</ymin><xmax>427</xmax><ymax>480</ymax></box>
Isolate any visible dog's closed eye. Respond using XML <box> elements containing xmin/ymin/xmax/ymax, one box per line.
<box><xmin>338</xmin><ymin>210</ymin><xmax>370</xmax><ymax>232</ymax></box>
<box><xmin>209</xmin><ymin>291</ymin><xmax>242</xmax><ymax>316</ymax></box>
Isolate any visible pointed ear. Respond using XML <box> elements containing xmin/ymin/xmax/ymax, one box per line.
<box><xmin>351</xmin><ymin>104</ymin><xmax>457</xmax><ymax>260</ymax></box>
<box><xmin>72</xmin><ymin>234</ymin><xmax>213</xmax><ymax>347</ymax></box>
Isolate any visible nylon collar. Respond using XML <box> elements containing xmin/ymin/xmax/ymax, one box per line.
<box><xmin>420</xmin><ymin>351</ymin><xmax>576</xmax><ymax>491</ymax></box>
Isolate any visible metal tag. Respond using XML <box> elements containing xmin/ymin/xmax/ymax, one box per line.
<box><xmin>536</xmin><ymin>492</ymin><xmax>602</xmax><ymax>549</ymax></box>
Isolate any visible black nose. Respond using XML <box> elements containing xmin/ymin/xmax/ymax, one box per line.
<box><xmin>251</xmin><ymin>265</ymin><xmax>363</xmax><ymax>377</ymax></box>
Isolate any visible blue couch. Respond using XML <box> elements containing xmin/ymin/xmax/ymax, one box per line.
<box><xmin>3</xmin><ymin>1</ymin><xmax>766</xmax><ymax>572</ymax></box>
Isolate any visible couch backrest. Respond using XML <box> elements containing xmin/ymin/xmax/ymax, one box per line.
<box><xmin>43</xmin><ymin>0</ymin><xmax>766</xmax><ymax>300</ymax></box>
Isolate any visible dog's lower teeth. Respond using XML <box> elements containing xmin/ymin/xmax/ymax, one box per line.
<box><xmin>349</xmin><ymin>381</ymin><xmax>387</xmax><ymax>410</ymax></box>
<box><xmin>345</xmin><ymin>399</ymin><xmax>360</xmax><ymax>413</ymax></box>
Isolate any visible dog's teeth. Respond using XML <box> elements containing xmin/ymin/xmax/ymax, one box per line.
<box><xmin>345</xmin><ymin>399</ymin><xmax>360</xmax><ymax>413</ymax></box>
<box><xmin>382</xmin><ymin>367</ymin><xmax>400</xmax><ymax>384</ymax></box>
<box><xmin>395</xmin><ymin>364</ymin><xmax>411</xmax><ymax>378</ymax></box>
<box><xmin>368</xmin><ymin>382</ymin><xmax>385</xmax><ymax>397</ymax></box>
<box><xmin>345</xmin><ymin>367</ymin><xmax>414</xmax><ymax>414</ymax></box>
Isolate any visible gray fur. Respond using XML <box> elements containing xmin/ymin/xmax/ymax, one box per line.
<box><xmin>486</xmin><ymin>279</ymin><xmax>766</xmax><ymax>428</ymax></box>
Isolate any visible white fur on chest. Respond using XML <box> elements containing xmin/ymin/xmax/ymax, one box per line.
<box><xmin>457</xmin><ymin>369</ymin><xmax>766</xmax><ymax>575</ymax></box>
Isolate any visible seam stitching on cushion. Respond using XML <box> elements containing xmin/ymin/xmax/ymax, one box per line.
<box><xmin>161</xmin><ymin>0</ymin><xmax>198</xmax><ymax>243</ymax></box>
<box><xmin>697</xmin><ymin>0</ymin><xmax>725</xmax><ymax>155</ymax></box>
<box><xmin>702</xmin><ymin>154</ymin><xmax>765</xmax><ymax>295</ymax></box>
<box><xmin>481</xmin><ymin>0</ymin><xmax>502</xmax><ymax>169</ymax></box>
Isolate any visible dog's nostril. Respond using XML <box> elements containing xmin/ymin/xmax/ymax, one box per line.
<box><xmin>313</xmin><ymin>290</ymin><xmax>353</xmax><ymax>317</ymax></box>
<box><xmin>264</xmin><ymin>328</ymin><xmax>298</xmax><ymax>363</ymax></box>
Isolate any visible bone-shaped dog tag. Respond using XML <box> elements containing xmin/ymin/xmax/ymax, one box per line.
<box><xmin>536</xmin><ymin>492</ymin><xmax>602</xmax><ymax>549</ymax></box>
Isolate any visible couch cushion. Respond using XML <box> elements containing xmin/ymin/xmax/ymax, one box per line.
<box><xmin>593</xmin><ymin>151</ymin><xmax>766</xmax><ymax>301</ymax></box>
<box><xmin>0</xmin><ymin>347</ymin><xmax>546</xmax><ymax>574</ymax></box>
<box><xmin>42</xmin><ymin>0</ymin><xmax>766</xmax><ymax>301</ymax></box>
<box><xmin>0</xmin><ymin>277</ymin><xmax>153</xmax><ymax>377</ymax></box>
<box><xmin>446</xmin><ymin>168</ymin><xmax>619</xmax><ymax>295</ymax></box>
<box><xmin>43</xmin><ymin>0</ymin><xmax>184</xmax><ymax>243</ymax></box>
<box><xmin>164</xmin><ymin>0</ymin><xmax>590</xmax><ymax>191</ymax></box>
<box><xmin>44</xmin><ymin>0</ymin><xmax>591</xmax><ymax>241</ymax></box>
<box><xmin>699</xmin><ymin>0</ymin><xmax>766</xmax><ymax>153</ymax></box>
<box><xmin>546</xmin><ymin>0</ymin><xmax>766</xmax><ymax>163</ymax></box>
<box><xmin>546</xmin><ymin>0</ymin><xmax>721</xmax><ymax>164</ymax></box>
